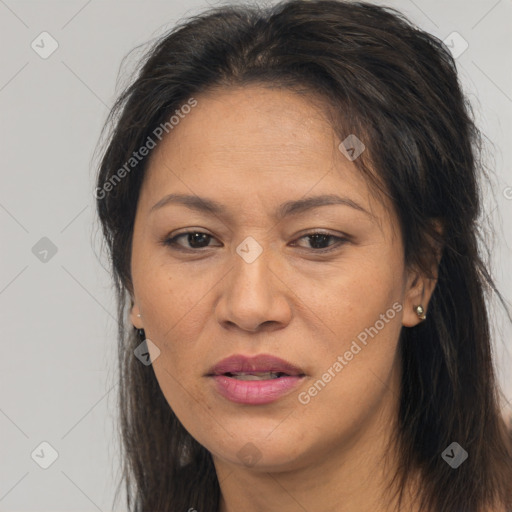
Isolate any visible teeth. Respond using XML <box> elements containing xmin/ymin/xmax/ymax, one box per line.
<box><xmin>229</xmin><ymin>372</ymin><xmax>282</xmax><ymax>380</ymax></box>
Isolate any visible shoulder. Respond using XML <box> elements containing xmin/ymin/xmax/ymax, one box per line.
<box><xmin>505</xmin><ymin>407</ymin><xmax>512</xmax><ymax>430</ymax></box>
<box><xmin>502</xmin><ymin>403</ymin><xmax>512</xmax><ymax>437</ymax></box>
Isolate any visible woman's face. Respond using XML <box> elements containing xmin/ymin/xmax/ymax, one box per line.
<box><xmin>130</xmin><ymin>85</ymin><xmax>431</xmax><ymax>474</ymax></box>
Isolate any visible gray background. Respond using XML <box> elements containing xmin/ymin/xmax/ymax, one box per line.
<box><xmin>0</xmin><ymin>0</ymin><xmax>511</xmax><ymax>510</ymax></box>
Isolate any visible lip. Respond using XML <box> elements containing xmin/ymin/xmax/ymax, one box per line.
<box><xmin>207</xmin><ymin>354</ymin><xmax>306</xmax><ymax>405</ymax></box>
<box><xmin>208</xmin><ymin>354</ymin><xmax>304</xmax><ymax>376</ymax></box>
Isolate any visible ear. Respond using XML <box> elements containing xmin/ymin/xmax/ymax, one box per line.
<box><xmin>402</xmin><ymin>220</ymin><xmax>444</xmax><ymax>327</ymax></box>
<box><xmin>402</xmin><ymin>271</ymin><xmax>436</xmax><ymax>327</ymax></box>
<box><xmin>130</xmin><ymin>299</ymin><xmax>143</xmax><ymax>329</ymax></box>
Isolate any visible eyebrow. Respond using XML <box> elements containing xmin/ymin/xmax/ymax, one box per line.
<box><xmin>150</xmin><ymin>193</ymin><xmax>373</xmax><ymax>220</ymax></box>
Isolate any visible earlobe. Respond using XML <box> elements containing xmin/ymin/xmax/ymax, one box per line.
<box><xmin>402</xmin><ymin>279</ymin><xmax>426</xmax><ymax>327</ymax></box>
<box><xmin>413</xmin><ymin>304</ymin><xmax>426</xmax><ymax>321</ymax></box>
<box><xmin>402</xmin><ymin>220</ymin><xmax>444</xmax><ymax>328</ymax></box>
<box><xmin>130</xmin><ymin>302</ymin><xmax>143</xmax><ymax>328</ymax></box>
<box><xmin>402</xmin><ymin>266</ymin><xmax>438</xmax><ymax>327</ymax></box>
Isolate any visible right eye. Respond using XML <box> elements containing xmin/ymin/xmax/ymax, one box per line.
<box><xmin>162</xmin><ymin>231</ymin><xmax>222</xmax><ymax>251</ymax></box>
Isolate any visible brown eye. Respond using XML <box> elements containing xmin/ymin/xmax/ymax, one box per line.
<box><xmin>163</xmin><ymin>231</ymin><xmax>221</xmax><ymax>250</ymax></box>
<box><xmin>294</xmin><ymin>232</ymin><xmax>348</xmax><ymax>252</ymax></box>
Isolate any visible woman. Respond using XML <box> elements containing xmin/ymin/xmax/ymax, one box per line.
<box><xmin>95</xmin><ymin>1</ymin><xmax>512</xmax><ymax>510</ymax></box>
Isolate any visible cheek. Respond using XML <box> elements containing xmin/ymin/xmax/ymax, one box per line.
<box><xmin>140</xmin><ymin>287</ymin><xmax>213</xmax><ymax>442</ymax></box>
<box><xmin>284</xmin><ymin>245</ymin><xmax>405</xmax><ymax>410</ymax></box>
<box><xmin>296</xmin><ymin>275</ymin><xmax>403</xmax><ymax>404</ymax></box>
<box><xmin>287</xmin><ymin>296</ymin><xmax>403</xmax><ymax>463</ymax></box>
<box><xmin>131</xmin><ymin>261</ymin><xmax>214</xmax><ymax>430</ymax></box>
<box><xmin>133</xmin><ymin>256</ymin><xmax>214</xmax><ymax>346</ymax></box>
<box><xmin>287</xmin><ymin>244</ymin><xmax>405</xmax><ymax>346</ymax></box>
<box><xmin>150</xmin><ymin>359</ymin><xmax>223</xmax><ymax>451</ymax></box>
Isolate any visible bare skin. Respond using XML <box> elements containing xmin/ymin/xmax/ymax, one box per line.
<box><xmin>129</xmin><ymin>85</ymin><xmax>441</xmax><ymax>511</ymax></box>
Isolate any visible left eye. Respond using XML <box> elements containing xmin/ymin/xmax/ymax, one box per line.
<box><xmin>293</xmin><ymin>232</ymin><xmax>347</xmax><ymax>251</ymax></box>
<box><xmin>162</xmin><ymin>231</ymin><xmax>347</xmax><ymax>252</ymax></box>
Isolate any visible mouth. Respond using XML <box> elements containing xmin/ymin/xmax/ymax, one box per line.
<box><xmin>220</xmin><ymin>371</ymin><xmax>294</xmax><ymax>380</ymax></box>
<box><xmin>207</xmin><ymin>353</ymin><xmax>306</xmax><ymax>378</ymax></box>
<box><xmin>206</xmin><ymin>354</ymin><xmax>306</xmax><ymax>405</ymax></box>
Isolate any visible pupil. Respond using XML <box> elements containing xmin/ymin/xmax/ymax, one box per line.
<box><xmin>309</xmin><ymin>234</ymin><xmax>330</xmax><ymax>249</ymax></box>
<box><xmin>188</xmin><ymin>233</ymin><xmax>210</xmax><ymax>248</ymax></box>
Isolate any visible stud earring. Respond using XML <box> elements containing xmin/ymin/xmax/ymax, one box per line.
<box><xmin>414</xmin><ymin>305</ymin><xmax>426</xmax><ymax>321</ymax></box>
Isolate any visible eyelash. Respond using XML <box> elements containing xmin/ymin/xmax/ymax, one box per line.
<box><xmin>161</xmin><ymin>231</ymin><xmax>348</xmax><ymax>253</ymax></box>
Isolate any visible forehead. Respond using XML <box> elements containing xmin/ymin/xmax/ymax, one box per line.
<box><xmin>140</xmin><ymin>85</ymin><xmax>386</xmax><ymax>224</ymax></box>
<box><xmin>152</xmin><ymin>86</ymin><xmax>338</xmax><ymax>169</ymax></box>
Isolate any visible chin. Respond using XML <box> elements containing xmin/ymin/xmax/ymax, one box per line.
<box><xmin>204</xmin><ymin>427</ymin><xmax>315</xmax><ymax>472</ymax></box>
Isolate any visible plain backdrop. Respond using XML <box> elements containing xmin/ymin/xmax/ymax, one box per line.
<box><xmin>1</xmin><ymin>0</ymin><xmax>511</xmax><ymax>510</ymax></box>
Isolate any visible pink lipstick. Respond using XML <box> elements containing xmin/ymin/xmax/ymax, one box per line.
<box><xmin>207</xmin><ymin>354</ymin><xmax>305</xmax><ymax>405</ymax></box>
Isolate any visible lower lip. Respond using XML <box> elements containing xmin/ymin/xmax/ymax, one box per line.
<box><xmin>210</xmin><ymin>375</ymin><xmax>304</xmax><ymax>405</ymax></box>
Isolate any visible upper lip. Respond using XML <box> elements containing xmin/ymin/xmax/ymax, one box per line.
<box><xmin>207</xmin><ymin>354</ymin><xmax>305</xmax><ymax>376</ymax></box>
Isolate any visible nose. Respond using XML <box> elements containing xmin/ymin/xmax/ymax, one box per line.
<box><xmin>215</xmin><ymin>243</ymin><xmax>293</xmax><ymax>333</ymax></box>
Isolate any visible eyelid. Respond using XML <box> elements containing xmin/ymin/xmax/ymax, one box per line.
<box><xmin>290</xmin><ymin>232</ymin><xmax>349</xmax><ymax>252</ymax></box>
<box><xmin>162</xmin><ymin>230</ymin><xmax>221</xmax><ymax>251</ymax></box>
<box><xmin>162</xmin><ymin>229</ymin><xmax>349</xmax><ymax>253</ymax></box>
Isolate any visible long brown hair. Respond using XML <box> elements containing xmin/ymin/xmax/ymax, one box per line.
<box><xmin>95</xmin><ymin>1</ymin><xmax>512</xmax><ymax>510</ymax></box>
